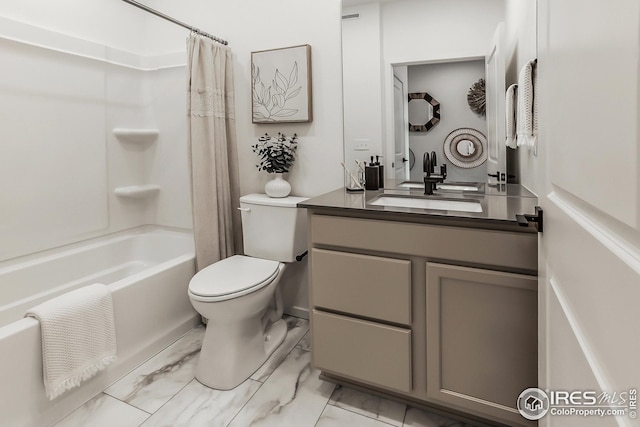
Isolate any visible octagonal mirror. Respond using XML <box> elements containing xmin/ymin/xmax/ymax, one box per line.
<box><xmin>408</xmin><ymin>92</ymin><xmax>440</xmax><ymax>132</ymax></box>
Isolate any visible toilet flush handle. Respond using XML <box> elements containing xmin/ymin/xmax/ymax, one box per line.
<box><xmin>237</xmin><ymin>207</ymin><xmax>251</xmax><ymax>212</ymax></box>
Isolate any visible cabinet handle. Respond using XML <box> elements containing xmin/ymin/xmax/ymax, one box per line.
<box><xmin>488</xmin><ymin>171</ymin><xmax>506</xmax><ymax>182</ymax></box>
<box><xmin>516</xmin><ymin>206</ymin><xmax>543</xmax><ymax>233</ymax></box>
<box><xmin>237</xmin><ymin>207</ymin><xmax>251</xmax><ymax>212</ymax></box>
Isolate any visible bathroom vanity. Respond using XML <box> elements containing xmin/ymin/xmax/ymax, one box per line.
<box><xmin>299</xmin><ymin>183</ymin><xmax>539</xmax><ymax>427</ymax></box>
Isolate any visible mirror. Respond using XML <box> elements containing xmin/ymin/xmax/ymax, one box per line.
<box><xmin>342</xmin><ymin>0</ymin><xmax>507</xmax><ymax>183</ymax></box>
<box><xmin>408</xmin><ymin>92</ymin><xmax>440</xmax><ymax>132</ymax></box>
<box><xmin>457</xmin><ymin>140</ymin><xmax>476</xmax><ymax>157</ymax></box>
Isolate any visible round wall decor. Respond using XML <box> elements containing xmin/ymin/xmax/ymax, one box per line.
<box><xmin>443</xmin><ymin>128</ymin><xmax>487</xmax><ymax>169</ymax></box>
<box><xmin>467</xmin><ymin>78</ymin><xmax>486</xmax><ymax>116</ymax></box>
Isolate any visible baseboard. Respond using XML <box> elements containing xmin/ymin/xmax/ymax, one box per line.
<box><xmin>285</xmin><ymin>305</ymin><xmax>309</xmax><ymax>320</ymax></box>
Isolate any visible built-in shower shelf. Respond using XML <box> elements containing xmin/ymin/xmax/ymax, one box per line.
<box><xmin>114</xmin><ymin>185</ymin><xmax>160</xmax><ymax>199</ymax></box>
<box><xmin>113</xmin><ymin>128</ymin><xmax>159</xmax><ymax>144</ymax></box>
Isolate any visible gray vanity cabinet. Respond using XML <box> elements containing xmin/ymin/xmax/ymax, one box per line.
<box><xmin>308</xmin><ymin>212</ymin><xmax>538</xmax><ymax>427</ymax></box>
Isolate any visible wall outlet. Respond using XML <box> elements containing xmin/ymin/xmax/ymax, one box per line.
<box><xmin>353</xmin><ymin>141</ymin><xmax>370</xmax><ymax>151</ymax></box>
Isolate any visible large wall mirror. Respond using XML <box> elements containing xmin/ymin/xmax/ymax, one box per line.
<box><xmin>341</xmin><ymin>0</ymin><xmax>511</xmax><ymax>184</ymax></box>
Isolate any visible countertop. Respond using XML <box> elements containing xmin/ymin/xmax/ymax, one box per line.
<box><xmin>298</xmin><ymin>180</ymin><xmax>539</xmax><ymax>232</ymax></box>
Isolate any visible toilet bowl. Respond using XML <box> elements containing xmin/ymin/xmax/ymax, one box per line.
<box><xmin>188</xmin><ymin>255</ymin><xmax>287</xmax><ymax>389</ymax></box>
<box><xmin>188</xmin><ymin>194</ymin><xmax>308</xmax><ymax>390</ymax></box>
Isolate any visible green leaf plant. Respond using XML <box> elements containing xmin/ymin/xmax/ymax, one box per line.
<box><xmin>251</xmin><ymin>133</ymin><xmax>299</xmax><ymax>173</ymax></box>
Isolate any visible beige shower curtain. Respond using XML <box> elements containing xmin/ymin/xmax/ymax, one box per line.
<box><xmin>187</xmin><ymin>35</ymin><xmax>242</xmax><ymax>271</ymax></box>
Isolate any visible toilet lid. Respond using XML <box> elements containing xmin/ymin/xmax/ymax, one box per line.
<box><xmin>188</xmin><ymin>255</ymin><xmax>281</xmax><ymax>298</ymax></box>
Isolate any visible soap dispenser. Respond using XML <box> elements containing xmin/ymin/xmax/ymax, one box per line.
<box><xmin>376</xmin><ymin>155</ymin><xmax>384</xmax><ymax>188</ymax></box>
<box><xmin>365</xmin><ymin>157</ymin><xmax>379</xmax><ymax>190</ymax></box>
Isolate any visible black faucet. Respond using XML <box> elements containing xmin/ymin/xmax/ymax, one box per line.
<box><xmin>423</xmin><ymin>152</ymin><xmax>447</xmax><ymax>195</ymax></box>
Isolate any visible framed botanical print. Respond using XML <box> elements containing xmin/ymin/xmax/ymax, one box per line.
<box><xmin>251</xmin><ymin>44</ymin><xmax>312</xmax><ymax>123</ymax></box>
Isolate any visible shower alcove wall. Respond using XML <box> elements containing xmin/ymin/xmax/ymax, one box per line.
<box><xmin>113</xmin><ymin>128</ymin><xmax>161</xmax><ymax>200</ymax></box>
<box><xmin>0</xmin><ymin>15</ymin><xmax>193</xmax><ymax>262</ymax></box>
<box><xmin>0</xmin><ymin>13</ymin><xmax>194</xmax><ymax>427</ymax></box>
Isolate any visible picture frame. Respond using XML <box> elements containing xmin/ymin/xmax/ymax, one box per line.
<box><xmin>251</xmin><ymin>44</ymin><xmax>312</xmax><ymax>123</ymax></box>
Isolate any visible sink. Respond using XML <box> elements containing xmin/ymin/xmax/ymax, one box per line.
<box><xmin>437</xmin><ymin>182</ymin><xmax>482</xmax><ymax>192</ymax></box>
<box><xmin>396</xmin><ymin>181</ymin><xmax>424</xmax><ymax>189</ymax></box>
<box><xmin>397</xmin><ymin>181</ymin><xmax>482</xmax><ymax>192</ymax></box>
<box><xmin>370</xmin><ymin>195</ymin><xmax>483</xmax><ymax>213</ymax></box>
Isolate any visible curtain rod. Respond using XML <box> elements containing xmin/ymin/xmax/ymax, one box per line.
<box><xmin>121</xmin><ymin>0</ymin><xmax>228</xmax><ymax>46</ymax></box>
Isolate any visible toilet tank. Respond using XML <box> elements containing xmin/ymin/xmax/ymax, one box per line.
<box><xmin>239</xmin><ymin>194</ymin><xmax>309</xmax><ymax>262</ymax></box>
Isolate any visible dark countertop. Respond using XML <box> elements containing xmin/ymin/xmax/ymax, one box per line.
<box><xmin>298</xmin><ymin>180</ymin><xmax>539</xmax><ymax>232</ymax></box>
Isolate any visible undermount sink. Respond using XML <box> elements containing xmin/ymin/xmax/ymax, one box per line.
<box><xmin>370</xmin><ymin>195</ymin><xmax>483</xmax><ymax>213</ymax></box>
<box><xmin>398</xmin><ymin>181</ymin><xmax>482</xmax><ymax>192</ymax></box>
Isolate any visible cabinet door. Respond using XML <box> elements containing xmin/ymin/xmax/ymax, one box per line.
<box><xmin>425</xmin><ymin>263</ymin><xmax>537</xmax><ymax>427</ymax></box>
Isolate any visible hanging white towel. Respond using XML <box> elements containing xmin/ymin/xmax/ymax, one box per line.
<box><xmin>505</xmin><ymin>83</ymin><xmax>518</xmax><ymax>149</ymax></box>
<box><xmin>516</xmin><ymin>59</ymin><xmax>538</xmax><ymax>149</ymax></box>
<box><xmin>25</xmin><ymin>283</ymin><xmax>117</xmax><ymax>400</ymax></box>
<box><xmin>532</xmin><ymin>60</ymin><xmax>538</xmax><ymax>153</ymax></box>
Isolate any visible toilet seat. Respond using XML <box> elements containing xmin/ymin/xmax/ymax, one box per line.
<box><xmin>188</xmin><ymin>255</ymin><xmax>281</xmax><ymax>302</ymax></box>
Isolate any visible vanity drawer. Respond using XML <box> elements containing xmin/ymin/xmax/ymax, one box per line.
<box><xmin>310</xmin><ymin>214</ymin><xmax>537</xmax><ymax>273</ymax></box>
<box><xmin>312</xmin><ymin>310</ymin><xmax>412</xmax><ymax>393</ymax></box>
<box><xmin>311</xmin><ymin>248</ymin><xmax>411</xmax><ymax>325</ymax></box>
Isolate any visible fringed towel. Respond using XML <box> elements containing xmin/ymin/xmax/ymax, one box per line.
<box><xmin>505</xmin><ymin>83</ymin><xmax>518</xmax><ymax>149</ymax></box>
<box><xmin>25</xmin><ymin>283</ymin><xmax>117</xmax><ymax>400</ymax></box>
<box><xmin>516</xmin><ymin>59</ymin><xmax>538</xmax><ymax>150</ymax></box>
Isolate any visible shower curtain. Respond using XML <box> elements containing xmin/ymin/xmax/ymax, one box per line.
<box><xmin>187</xmin><ymin>34</ymin><xmax>242</xmax><ymax>271</ymax></box>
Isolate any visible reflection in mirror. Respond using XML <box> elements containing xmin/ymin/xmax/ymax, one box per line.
<box><xmin>407</xmin><ymin>92</ymin><xmax>440</xmax><ymax>133</ymax></box>
<box><xmin>401</xmin><ymin>60</ymin><xmax>489</xmax><ymax>181</ymax></box>
<box><xmin>457</xmin><ymin>139</ymin><xmax>476</xmax><ymax>157</ymax></box>
<box><xmin>408</xmin><ymin>98</ymin><xmax>432</xmax><ymax>125</ymax></box>
<box><xmin>341</xmin><ymin>0</ymin><xmax>507</xmax><ymax>183</ymax></box>
<box><xmin>443</xmin><ymin>128</ymin><xmax>487</xmax><ymax>169</ymax></box>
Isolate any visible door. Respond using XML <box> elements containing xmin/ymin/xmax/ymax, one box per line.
<box><xmin>393</xmin><ymin>74</ymin><xmax>409</xmax><ymax>181</ymax></box>
<box><xmin>537</xmin><ymin>1</ymin><xmax>640</xmax><ymax>426</ymax></box>
<box><xmin>485</xmin><ymin>23</ymin><xmax>506</xmax><ymax>185</ymax></box>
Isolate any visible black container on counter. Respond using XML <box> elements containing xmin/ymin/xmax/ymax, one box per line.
<box><xmin>376</xmin><ymin>155</ymin><xmax>385</xmax><ymax>188</ymax></box>
<box><xmin>365</xmin><ymin>162</ymin><xmax>379</xmax><ymax>190</ymax></box>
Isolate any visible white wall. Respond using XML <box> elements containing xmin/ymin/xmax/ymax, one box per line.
<box><xmin>407</xmin><ymin>60</ymin><xmax>488</xmax><ymax>182</ymax></box>
<box><xmin>0</xmin><ymin>0</ymin><xmax>150</xmax><ymax>52</ymax></box>
<box><xmin>504</xmin><ymin>0</ymin><xmax>538</xmax><ymax>190</ymax></box>
<box><xmin>342</xmin><ymin>3</ymin><xmax>385</xmax><ymax>169</ymax></box>
<box><xmin>145</xmin><ymin>0</ymin><xmax>344</xmax><ymax>199</ymax></box>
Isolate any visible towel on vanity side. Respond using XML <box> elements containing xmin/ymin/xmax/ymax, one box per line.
<box><xmin>25</xmin><ymin>283</ymin><xmax>117</xmax><ymax>400</ymax></box>
<box><xmin>516</xmin><ymin>59</ymin><xmax>538</xmax><ymax>149</ymax></box>
<box><xmin>505</xmin><ymin>83</ymin><xmax>518</xmax><ymax>149</ymax></box>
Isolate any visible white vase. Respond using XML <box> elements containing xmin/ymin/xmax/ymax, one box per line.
<box><xmin>265</xmin><ymin>173</ymin><xmax>291</xmax><ymax>198</ymax></box>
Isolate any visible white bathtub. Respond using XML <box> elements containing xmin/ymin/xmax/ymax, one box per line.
<box><xmin>0</xmin><ymin>226</ymin><xmax>199</xmax><ymax>427</ymax></box>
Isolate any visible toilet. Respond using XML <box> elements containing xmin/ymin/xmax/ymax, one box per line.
<box><xmin>188</xmin><ymin>193</ymin><xmax>308</xmax><ymax>390</ymax></box>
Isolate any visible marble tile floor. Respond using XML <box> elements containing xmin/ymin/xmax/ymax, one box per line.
<box><xmin>53</xmin><ymin>316</ymin><xmax>479</xmax><ymax>427</ymax></box>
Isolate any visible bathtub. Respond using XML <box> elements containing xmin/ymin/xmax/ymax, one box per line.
<box><xmin>0</xmin><ymin>226</ymin><xmax>199</xmax><ymax>427</ymax></box>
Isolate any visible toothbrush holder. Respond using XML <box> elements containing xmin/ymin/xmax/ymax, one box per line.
<box><xmin>345</xmin><ymin>167</ymin><xmax>365</xmax><ymax>192</ymax></box>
